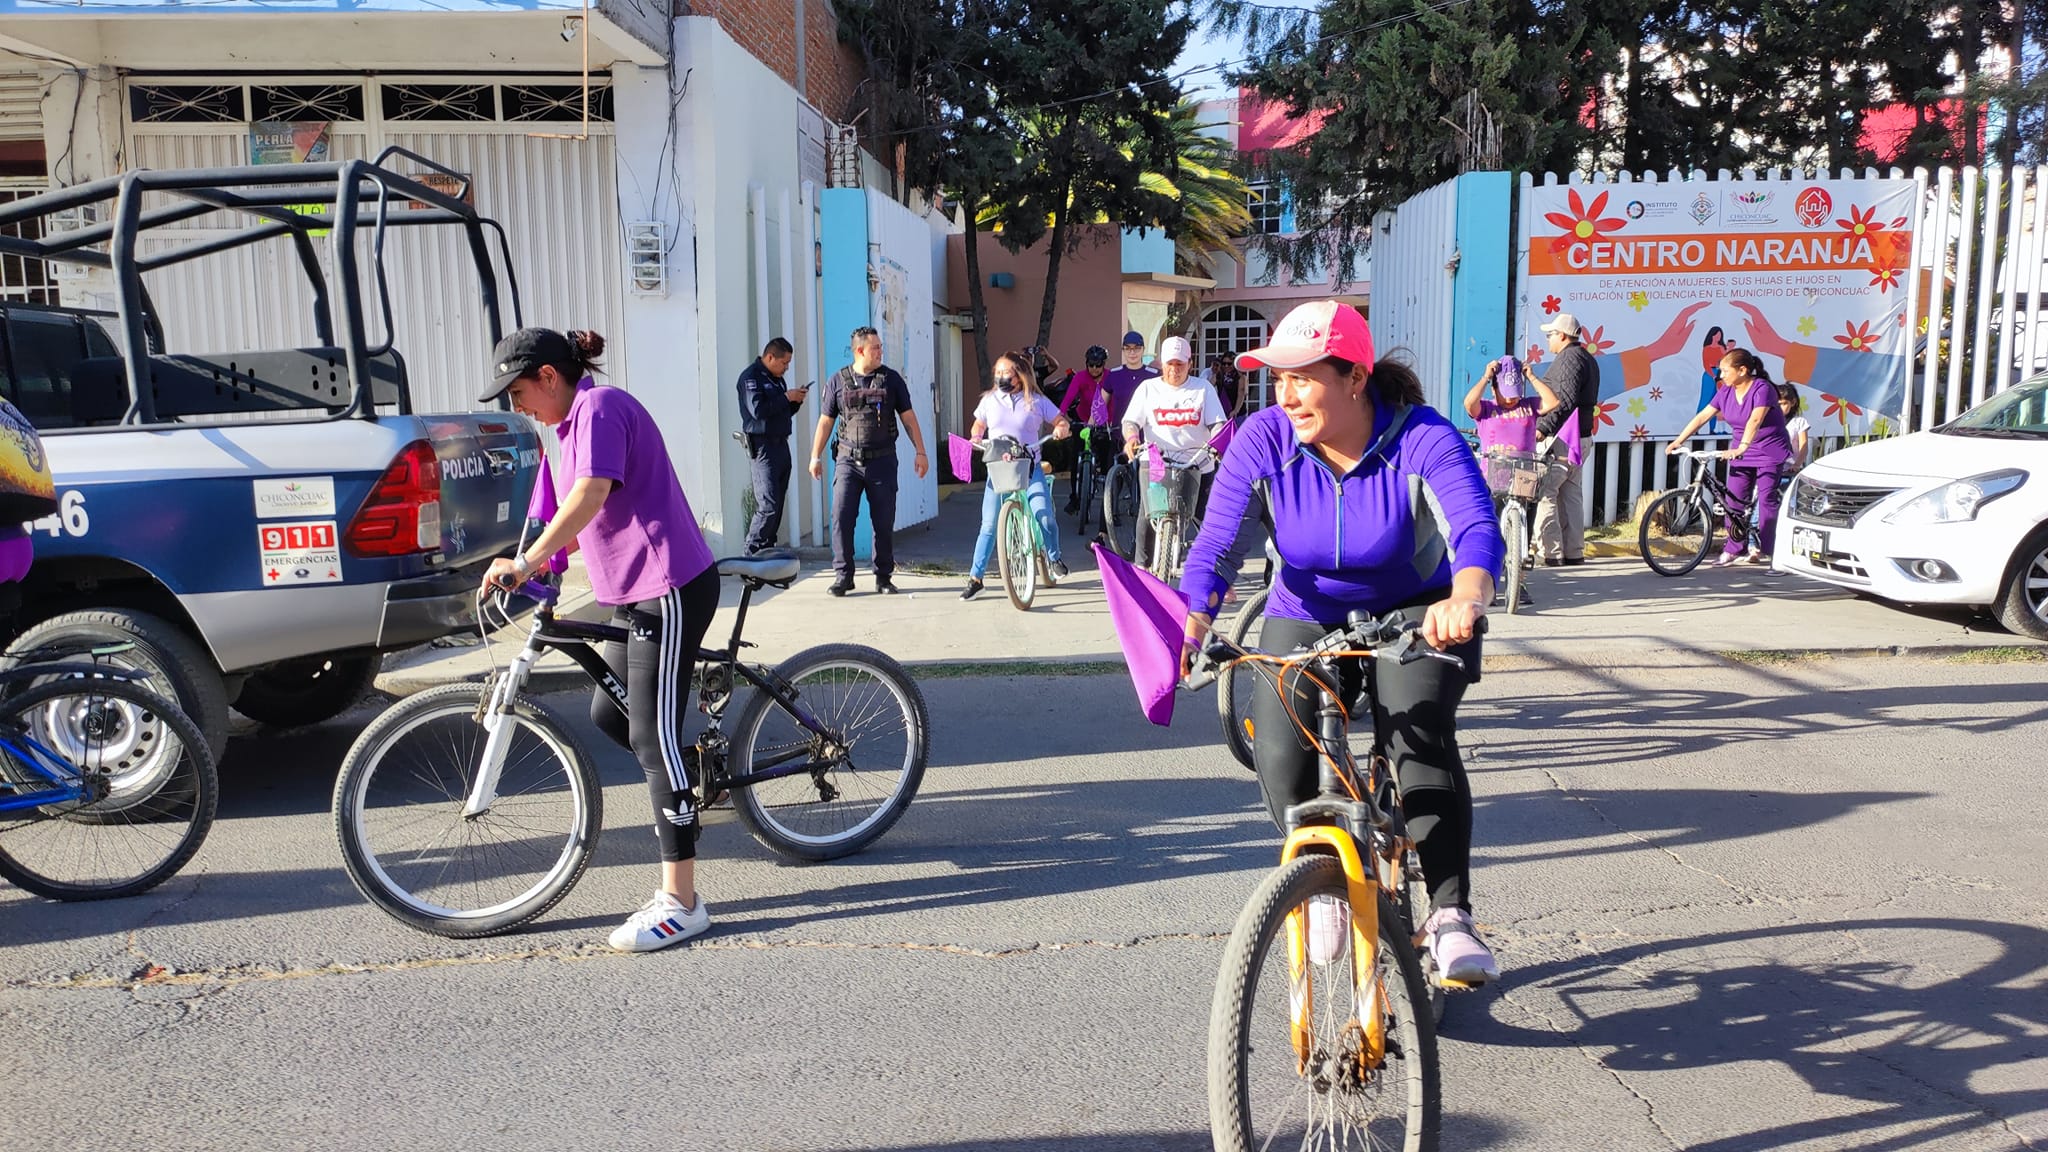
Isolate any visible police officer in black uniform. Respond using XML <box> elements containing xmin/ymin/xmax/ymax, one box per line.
<box><xmin>736</xmin><ymin>336</ymin><xmax>806</xmax><ymax>555</ymax></box>
<box><xmin>807</xmin><ymin>326</ymin><xmax>930</xmax><ymax>596</ymax></box>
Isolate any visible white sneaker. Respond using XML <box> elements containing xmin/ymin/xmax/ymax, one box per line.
<box><xmin>607</xmin><ymin>890</ymin><xmax>710</xmax><ymax>952</ymax></box>
<box><xmin>1307</xmin><ymin>895</ymin><xmax>1350</xmax><ymax>965</ymax></box>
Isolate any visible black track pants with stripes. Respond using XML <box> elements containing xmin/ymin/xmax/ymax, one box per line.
<box><xmin>591</xmin><ymin>566</ymin><xmax>722</xmax><ymax>862</ymax></box>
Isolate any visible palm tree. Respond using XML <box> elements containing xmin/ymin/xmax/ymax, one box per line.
<box><xmin>1137</xmin><ymin>98</ymin><xmax>1252</xmax><ymax>278</ymax></box>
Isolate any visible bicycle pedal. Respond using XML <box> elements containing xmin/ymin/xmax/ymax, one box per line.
<box><xmin>1434</xmin><ymin>975</ymin><xmax>1483</xmax><ymax>991</ymax></box>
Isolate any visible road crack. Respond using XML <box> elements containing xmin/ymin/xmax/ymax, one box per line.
<box><xmin>12</xmin><ymin>931</ymin><xmax>1233</xmax><ymax>993</ymax></box>
<box><xmin>1492</xmin><ymin>982</ymin><xmax>1686</xmax><ymax>1150</ymax></box>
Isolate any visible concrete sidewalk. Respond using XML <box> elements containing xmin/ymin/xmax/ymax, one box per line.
<box><xmin>377</xmin><ymin>484</ymin><xmax>2040</xmax><ymax>696</ymax></box>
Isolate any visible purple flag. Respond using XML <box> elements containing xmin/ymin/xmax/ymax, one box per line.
<box><xmin>524</xmin><ymin>454</ymin><xmax>570</xmax><ymax>575</ymax></box>
<box><xmin>947</xmin><ymin>433</ymin><xmax>976</xmax><ymax>485</ymax></box>
<box><xmin>1094</xmin><ymin>541</ymin><xmax>1188</xmax><ymax>727</ymax></box>
<box><xmin>1208</xmin><ymin>415</ymin><xmax>1239</xmax><ymax>460</ymax></box>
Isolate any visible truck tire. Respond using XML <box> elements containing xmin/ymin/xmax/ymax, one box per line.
<box><xmin>233</xmin><ymin>654</ymin><xmax>381</xmax><ymax>728</ymax></box>
<box><xmin>4</xmin><ymin>609</ymin><xmax>231</xmax><ymax>761</ymax></box>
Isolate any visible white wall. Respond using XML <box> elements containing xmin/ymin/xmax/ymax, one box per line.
<box><xmin>664</xmin><ymin>15</ymin><xmax>826</xmax><ymax>555</ymax></box>
<box><xmin>866</xmin><ymin>191</ymin><xmax>939</xmax><ymax>528</ymax></box>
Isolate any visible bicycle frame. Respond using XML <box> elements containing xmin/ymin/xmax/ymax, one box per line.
<box><xmin>459</xmin><ymin>577</ymin><xmax>844</xmax><ymax>818</ymax></box>
<box><xmin>0</xmin><ymin>731</ymin><xmax>85</xmax><ymax>812</ymax></box>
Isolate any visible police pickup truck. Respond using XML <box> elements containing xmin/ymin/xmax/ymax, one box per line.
<box><xmin>0</xmin><ymin>153</ymin><xmax>540</xmax><ymax>755</ymax></box>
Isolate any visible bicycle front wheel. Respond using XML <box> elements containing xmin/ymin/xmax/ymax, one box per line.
<box><xmin>1640</xmin><ymin>488</ymin><xmax>1716</xmax><ymax>576</ymax></box>
<box><xmin>1103</xmin><ymin>462</ymin><xmax>1141</xmax><ymax>560</ymax></box>
<box><xmin>1151</xmin><ymin>516</ymin><xmax>1181</xmax><ymax>582</ymax></box>
<box><xmin>1217</xmin><ymin>586</ymin><xmax>1270</xmax><ymax>772</ymax></box>
<box><xmin>996</xmin><ymin>499</ymin><xmax>1038</xmax><ymax>610</ymax></box>
<box><xmin>332</xmin><ymin>682</ymin><xmax>601</xmax><ymax>938</ymax></box>
<box><xmin>1501</xmin><ymin>502</ymin><xmax>1530</xmax><ymax>614</ymax></box>
<box><xmin>1210</xmin><ymin>854</ymin><xmax>1440</xmax><ymax>1152</ymax></box>
<box><xmin>0</xmin><ymin>678</ymin><xmax>216</xmax><ymax>901</ymax></box>
<box><xmin>730</xmin><ymin>643</ymin><xmax>930</xmax><ymax>861</ymax></box>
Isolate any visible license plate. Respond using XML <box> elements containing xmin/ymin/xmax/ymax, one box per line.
<box><xmin>1791</xmin><ymin>527</ymin><xmax>1827</xmax><ymax>561</ymax></box>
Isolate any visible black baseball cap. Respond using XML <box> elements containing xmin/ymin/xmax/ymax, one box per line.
<box><xmin>481</xmin><ymin>327</ymin><xmax>573</xmax><ymax>403</ymax></box>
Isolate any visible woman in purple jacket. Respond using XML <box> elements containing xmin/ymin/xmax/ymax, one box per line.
<box><xmin>1179</xmin><ymin>300</ymin><xmax>1507</xmax><ymax>985</ymax></box>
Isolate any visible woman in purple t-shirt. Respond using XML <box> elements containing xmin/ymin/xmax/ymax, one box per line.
<box><xmin>1668</xmin><ymin>347</ymin><xmax>1792</xmax><ymax>566</ymax></box>
<box><xmin>1462</xmin><ymin>355</ymin><xmax>1560</xmax><ymax>457</ymax></box>
<box><xmin>481</xmin><ymin>327</ymin><xmax>723</xmax><ymax>953</ymax></box>
<box><xmin>961</xmin><ymin>351</ymin><xmax>1071</xmax><ymax>600</ymax></box>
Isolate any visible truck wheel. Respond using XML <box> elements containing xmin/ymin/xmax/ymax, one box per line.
<box><xmin>4</xmin><ymin>609</ymin><xmax>231</xmax><ymax>761</ymax></box>
<box><xmin>233</xmin><ymin>654</ymin><xmax>381</xmax><ymax>728</ymax></box>
<box><xmin>1995</xmin><ymin>527</ymin><xmax>2048</xmax><ymax>642</ymax></box>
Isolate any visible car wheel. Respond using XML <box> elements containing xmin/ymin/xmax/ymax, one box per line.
<box><xmin>1995</xmin><ymin>526</ymin><xmax>2048</xmax><ymax>642</ymax></box>
<box><xmin>3</xmin><ymin>609</ymin><xmax>231</xmax><ymax>761</ymax></box>
<box><xmin>232</xmin><ymin>654</ymin><xmax>381</xmax><ymax>728</ymax></box>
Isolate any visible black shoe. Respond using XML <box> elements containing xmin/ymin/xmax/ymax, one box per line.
<box><xmin>876</xmin><ymin>578</ymin><xmax>899</xmax><ymax>595</ymax></box>
<box><xmin>961</xmin><ymin>579</ymin><xmax>983</xmax><ymax>601</ymax></box>
<box><xmin>1560</xmin><ymin>557</ymin><xmax>1586</xmax><ymax>567</ymax></box>
<box><xmin>1063</xmin><ymin>499</ymin><xmax>1080</xmax><ymax>515</ymax></box>
<box><xmin>1052</xmin><ymin>560</ymin><xmax>1070</xmax><ymax>580</ymax></box>
<box><xmin>828</xmin><ymin>580</ymin><xmax>852</xmax><ymax>597</ymax></box>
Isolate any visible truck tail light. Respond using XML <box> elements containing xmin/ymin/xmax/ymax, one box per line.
<box><xmin>346</xmin><ymin>440</ymin><xmax>442</xmax><ymax>557</ymax></box>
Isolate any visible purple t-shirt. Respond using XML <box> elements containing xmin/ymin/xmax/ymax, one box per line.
<box><xmin>1181</xmin><ymin>404</ymin><xmax>1505</xmax><ymax>624</ymax></box>
<box><xmin>1474</xmin><ymin>397</ymin><xmax>1539</xmax><ymax>455</ymax></box>
<box><xmin>555</xmin><ymin>381</ymin><xmax>714</xmax><ymax>605</ymax></box>
<box><xmin>973</xmin><ymin>390</ymin><xmax>1061</xmax><ymax>450</ymax></box>
<box><xmin>1712</xmin><ymin>381</ymin><xmax>1792</xmax><ymax>468</ymax></box>
<box><xmin>1101</xmin><ymin>365</ymin><xmax>1158</xmax><ymax>427</ymax></box>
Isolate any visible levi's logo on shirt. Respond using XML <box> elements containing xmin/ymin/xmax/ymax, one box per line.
<box><xmin>1154</xmin><ymin>405</ymin><xmax>1205</xmax><ymax>428</ymax></box>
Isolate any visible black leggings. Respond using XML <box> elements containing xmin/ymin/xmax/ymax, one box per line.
<box><xmin>1249</xmin><ymin>610</ymin><xmax>1480</xmax><ymax>913</ymax></box>
<box><xmin>591</xmin><ymin>566</ymin><xmax>721</xmax><ymax>863</ymax></box>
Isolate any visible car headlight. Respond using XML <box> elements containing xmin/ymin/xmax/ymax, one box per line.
<box><xmin>1883</xmin><ymin>469</ymin><xmax>2028</xmax><ymax>526</ymax></box>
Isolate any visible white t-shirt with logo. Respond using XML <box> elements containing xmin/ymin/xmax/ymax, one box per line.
<box><xmin>1124</xmin><ymin>377</ymin><xmax>1227</xmax><ymax>471</ymax></box>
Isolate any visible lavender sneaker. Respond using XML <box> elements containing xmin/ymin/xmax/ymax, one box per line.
<box><xmin>1423</xmin><ymin>907</ymin><xmax>1500</xmax><ymax>985</ymax></box>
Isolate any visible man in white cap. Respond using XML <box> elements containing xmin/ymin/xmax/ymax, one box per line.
<box><xmin>1122</xmin><ymin>335</ymin><xmax>1226</xmax><ymax>563</ymax></box>
<box><xmin>1533</xmin><ymin>312</ymin><xmax>1602</xmax><ymax>566</ymax></box>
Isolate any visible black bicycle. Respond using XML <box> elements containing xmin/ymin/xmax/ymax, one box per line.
<box><xmin>1639</xmin><ymin>449</ymin><xmax>1783</xmax><ymax>576</ymax></box>
<box><xmin>1068</xmin><ymin>423</ymin><xmax>1113</xmax><ymax>538</ymax></box>
<box><xmin>332</xmin><ymin>553</ymin><xmax>932</xmax><ymax>937</ymax></box>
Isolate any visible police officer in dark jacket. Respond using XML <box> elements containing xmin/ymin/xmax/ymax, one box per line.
<box><xmin>808</xmin><ymin>326</ymin><xmax>930</xmax><ymax>596</ymax></box>
<box><xmin>737</xmin><ymin>337</ymin><xmax>806</xmax><ymax>554</ymax></box>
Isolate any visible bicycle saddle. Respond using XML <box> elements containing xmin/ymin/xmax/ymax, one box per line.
<box><xmin>717</xmin><ymin>551</ymin><xmax>802</xmax><ymax>583</ymax></box>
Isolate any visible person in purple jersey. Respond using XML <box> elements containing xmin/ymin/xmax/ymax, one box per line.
<box><xmin>1178</xmin><ymin>299</ymin><xmax>1507</xmax><ymax>986</ymax></box>
<box><xmin>481</xmin><ymin>327</ymin><xmax>722</xmax><ymax>954</ymax></box>
<box><xmin>1668</xmin><ymin>346</ymin><xmax>1793</xmax><ymax>567</ymax></box>
<box><xmin>1099</xmin><ymin>330</ymin><xmax>1160</xmax><ymax>430</ymax></box>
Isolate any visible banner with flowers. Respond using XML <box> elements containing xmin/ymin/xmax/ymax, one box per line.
<box><xmin>1516</xmin><ymin>177</ymin><xmax>1917</xmax><ymax>441</ymax></box>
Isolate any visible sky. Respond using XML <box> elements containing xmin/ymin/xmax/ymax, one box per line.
<box><xmin>1173</xmin><ymin>1</ymin><xmax>1323</xmax><ymax>102</ymax></box>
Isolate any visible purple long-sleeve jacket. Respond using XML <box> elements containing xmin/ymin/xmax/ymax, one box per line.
<box><xmin>1180</xmin><ymin>403</ymin><xmax>1505</xmax><ymax>625</ymax></box>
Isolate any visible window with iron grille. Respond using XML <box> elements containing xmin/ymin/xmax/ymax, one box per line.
<box><xmin>251</xmin><ymin>84</ymin><xmax>365</xmax><ymax>123</ymax></box>
<box><xmin>129</xmin><ymin>84</ymin><xmax>246</xmax><ymax>124</ymax></box>
<box><xmin>501</xmin><ymin>84</ymin><xmax>613</xmax><ymax>123</ymax></box>
<box><xmin>381</xmin><ymin>83</ymin><xmax>496</xmax><ymax>123</ymax></box>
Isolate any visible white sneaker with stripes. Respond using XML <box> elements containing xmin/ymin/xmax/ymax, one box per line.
<box><xmin>607</xmin><ymin>891</ymin><xmax>710</xmax><ymax>953</ymax></box>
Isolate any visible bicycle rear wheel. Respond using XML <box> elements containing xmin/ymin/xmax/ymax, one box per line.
<box><xmin>1501</xmin><ymin>502</ymin><xmax>1530</xmax><ymax>614</ymax></box>
<box><xmin>0</xmin><ymin>678</ymin><xmax>216</xmax><ymax>901</ymax></box>
<box><xmin>332</xmin><ymin>682</ymin><xmax>600</xmax><ymax>938</ymax></box>
<box><xmin>996</xmin><ymin>499</ymin><xmax>1038</xmax><ymax>610</ymax></box>
<box><xmin>730</xmin><ymin>643</ymin><xmax>930</xmax><ymax>861</ymax></box>
<box><xmin>1640</xmin><ymin>488</ymin><xmax>1716</xmax><ymax>576</ymax></box>
<box><xmin>1103</xmin><ymin>461</ymin><xmax>1141</xmax><ymax>560</ymax></box>
<box><xmin>1209</xmin><ymin>854</ymin><xmax>1440</xmax><ymax>1152</ymax></box>
<box><xmin>1217</xmin><ymin>586</ymin><xmax>1270</xmax><ymax>772</ymax></box>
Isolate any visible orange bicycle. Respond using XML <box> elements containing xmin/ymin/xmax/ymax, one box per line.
<box><xmin>1187</xmin><ymin>610</ymin><xmax>1482</xmax><ymax>1152</ymax></box>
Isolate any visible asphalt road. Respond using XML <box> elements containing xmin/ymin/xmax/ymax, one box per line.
<box><xmin>3</xmin><ymin>651</ymin><xmax>2044</xmax><ymax>1151</ymax></box>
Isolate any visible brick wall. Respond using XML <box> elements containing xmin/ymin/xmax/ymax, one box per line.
<box><xmin>678</xmin><ymin>0</ymin><xmax>868</xmax><ymax>125</ymax></box>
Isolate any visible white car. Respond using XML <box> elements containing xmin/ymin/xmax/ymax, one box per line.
<box><xmin>1774</xmin><ymin>374</ymin><xmax>2048</xmax><ymax>639</ymax></box>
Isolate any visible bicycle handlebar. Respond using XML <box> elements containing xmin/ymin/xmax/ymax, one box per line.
<box><xmin>1182</xmin><ymin>610</ymin><xmax>1487</xmax><ymax>692</ymax></box>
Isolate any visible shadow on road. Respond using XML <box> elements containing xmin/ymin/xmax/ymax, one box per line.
<box><xmin>1454</xmin><ymin>916</ymin><xmax>2048</xmax><ymax>1151</ymax></box>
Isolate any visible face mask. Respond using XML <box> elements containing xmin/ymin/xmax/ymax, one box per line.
<box><xmin>995</xmin><ymin>375</ymin><xmax>1016</xmax><ymax>393</ymax></box>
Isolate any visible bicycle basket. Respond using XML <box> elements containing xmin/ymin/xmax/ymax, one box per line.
<box><xmin>1147</xmin><ymin>466</ymin><xmax>1199</xmax><ymax>519</ymax></box>
<box><xmin>987</xmin><ymin>458</ymin><xmax>1033</xmax><ymax>493</ymax></box>
<box><xmin>1483</xmin><ymin>450</ymin><xmax>1561</xmax><ymax>500</ymax></box>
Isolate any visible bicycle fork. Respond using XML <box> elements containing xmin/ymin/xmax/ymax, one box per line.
<box><xmin>1281</xmin><ymin>826</ymin><xmax>1388</xmax><ymax>1075</ymax></box>
<box><xmin>460</xmin><ymin>624</ymin><xmax>546</xmax><ymax>818</ymax></box>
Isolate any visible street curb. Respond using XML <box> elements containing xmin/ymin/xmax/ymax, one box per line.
<box><xmin>372</xmin><ymin>640</ymin><xmax>2041</xmax><ymax>698</ymax></box>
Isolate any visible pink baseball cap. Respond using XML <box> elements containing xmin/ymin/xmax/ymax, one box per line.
<box><xmin>1236</xmin><ymin>300</ymin><xmax>1375</xmax><ymax>374</ymax></box>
